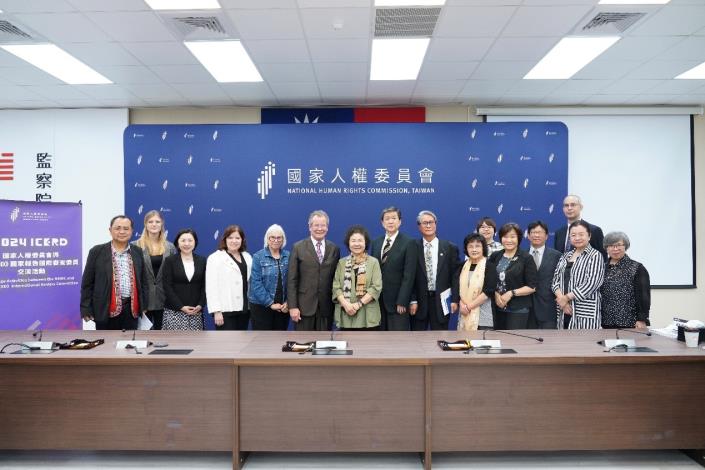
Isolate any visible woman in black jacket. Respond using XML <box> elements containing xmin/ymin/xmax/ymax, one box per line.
<box><xmin>488</xmin><ymin>223</ymin><xmax>538</xmax><ymax>330</ymax></box>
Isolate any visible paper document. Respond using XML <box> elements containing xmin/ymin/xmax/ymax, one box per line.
<box><xmin>440</xmin><ymin>288</ymin><xmax>451</xmax><ymax>316</ymax></box>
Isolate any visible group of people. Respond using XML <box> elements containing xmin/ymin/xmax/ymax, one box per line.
<box><xmin>80</xmin><ymin>195</ymin><xmax>650</xmax><ymax>332</ymax></box>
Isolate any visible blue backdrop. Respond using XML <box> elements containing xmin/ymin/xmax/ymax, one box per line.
<box><xmin>124</xmin><ymin>122</ymin><xmax>567</xmax><ymax>328</ymax></box>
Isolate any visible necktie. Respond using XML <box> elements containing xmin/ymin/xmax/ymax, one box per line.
<box><xmin>424</xmin><ymin>242</ymin><xmax>434</xmax><ymax>291</ymax></box>
<box><xmin>533</xmin><ymin>249</ymin><xmax>540</xmax><ymax>268</ymax></box>
<box><xmin>316</xmin><ymin>241</ymin><xmax>323</xmax><ymax>264</ymax></box>
<box><xmin>381</xmin><ymin>238</ymin><xmax>392</xmax><ymax>264</ymax></box>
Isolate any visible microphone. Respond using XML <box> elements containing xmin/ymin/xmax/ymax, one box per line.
<box><xmin>483</xmin><ymin>329</ymin><xmax>544</xmax><ymax>342</ymax></box>
<box><xmin>330</xmin><ymin>321</ymin><xmax>335</xmax><ymax>341</ymax></box>
<box><xmin>132</xmin><ymin>329</ymin><xmax>136</xmax><ymax>341</ymax></box>
<box><xmin>32</xmin><ymin>330</ymin><xmax>43</xmax><ymax>341</ymax></box>
<box><xmin>616</xmin><ymin>328</ymin><xmax>651</xmax><ymax>339</ymax></box>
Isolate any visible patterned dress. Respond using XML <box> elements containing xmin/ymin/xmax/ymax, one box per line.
<box><xmin>600</xmin><ymin>255</ymin><xmax>650</xmax><ymax>328</ymax></box>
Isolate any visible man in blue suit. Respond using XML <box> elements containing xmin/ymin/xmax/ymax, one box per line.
<box><xmin>370</xmin><ymin>207</ymin><xmax>417</xmax><ymax>331</ymax></box>
<box><xmin>527</xmin><ymin>221</ymin><xmax>561</xmax><ymax>329</ymax></box>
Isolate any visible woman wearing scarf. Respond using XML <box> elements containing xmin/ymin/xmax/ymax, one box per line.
<box><xmin>457</xmin><ymin>233</ymin><xmax>497</xmax><ymax>331</ymax></box>
<box><xmin>332</xmin><ymin>225</ymin><xmax>383</xmax><ymax>330</ymax></box>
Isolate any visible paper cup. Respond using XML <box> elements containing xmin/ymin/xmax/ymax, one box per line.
<box><xmin>684</xmin><ymin>330</ymin><xmax>700</xmax><ymax>348</ymax></box>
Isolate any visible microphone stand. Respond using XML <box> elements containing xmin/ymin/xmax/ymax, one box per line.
<box><xmin>616</xmin><ymin>328</ymin><xmax>651</xmax><ymax>339</ymax></box>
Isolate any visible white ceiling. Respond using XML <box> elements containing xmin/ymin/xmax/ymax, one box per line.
<box><xmin>0</xmin><ymin>0</ymin><xmax>704</xmax><ymax>109</ymax></box>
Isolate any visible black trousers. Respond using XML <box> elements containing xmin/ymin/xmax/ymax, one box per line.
<box><xmin>251</xmin><ymin>303</ymin><xmax>290</xmax><ymax>331</ymax></box>
<box><xmin>381</xmin><ymin>299</ymin><xmax>410</xmax><ymax>331</ymax></box>
<box><xmin>497</xmin><ymin>309</ymin><xmax>529</xmax><ymax>330</ymax></box>
<box><xmin>411</xmin><ymin>294</ymin><xmax>448</xmax><ymax>331</ymax></box>
<box><xmin>536</xmin><ymin>319</ymin><xmax>558</xmax><ymax>329</ymax></box>
<box><xmin>215</xmin><ymin>311</ymin><xmax>250</xmax><ymax>331</ymax></box>
<box><xmin>295</xmin><ymin>310</ymin><xmax>330</xmax><ymax>331</ymax></box>
<box><xmin>146</xmin><ymin>309</ymin><xmax>164</xmax><ymax>330</ymax></box>
<box><xmin>96</xmin><ymin>299</ymin><xmax>137</xmax><ymax>331</ymax></box>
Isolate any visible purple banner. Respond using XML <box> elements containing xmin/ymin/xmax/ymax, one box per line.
<box><xmin>0</xmin><ymin>200</ymin><xmax>82</xmax><ymax>329</ymax></box>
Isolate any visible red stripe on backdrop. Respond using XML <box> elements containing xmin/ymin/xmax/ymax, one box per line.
<box><xmin>354</xmin><ymin>107</ymin><xmax>425</xmax><ymax>123</ymax></box>
<box><xmin>0</xmin><ymin>177</ymin><xmax>13</xmax><ymax>180</ymax></box>
<box><xmin>0</xmin><ymin>165</ymin><xmax>13</xmax><ymax>169</ymax></box>
<box><xmin>1</xmin><ymin>153</ymin><xmax>14</xmax><ymax>156</ymax></box>
<box><xmin>0</xmin><ymin>159</ymin><xmax>13</xmax><ymax>164</ymax></box>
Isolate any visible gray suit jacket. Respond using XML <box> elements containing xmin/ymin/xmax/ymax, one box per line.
<box><xmin>287</xmin><ymin>238</ymin><xmax>340</xmax><ymax>318</ymax></box>
<box><xmin>531</xmin><ymin>246</ymin><xmax>561</xmax><ymax>323</ymax></box>
<box><xmin>132</xmin><ymin>240</ymin><xmax>177</xmax><ymax>311</ymax></box>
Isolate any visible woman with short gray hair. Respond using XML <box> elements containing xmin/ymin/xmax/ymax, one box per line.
<box><xmin>600</xmin><ymin>231</ymin><xmax>650</xmax><ymax>329</ymax></box>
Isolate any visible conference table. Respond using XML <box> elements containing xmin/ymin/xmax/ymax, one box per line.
<box><xmin>1</xmin><ymin>329</ymin><xmax>704</xmax><ymax>470</ymax></box>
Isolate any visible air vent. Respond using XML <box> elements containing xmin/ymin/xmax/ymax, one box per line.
<box><xmin>579</xmin><ymin>11</ymin><xmax>646</xmax><ymax>34</ymax></box>
<box><xmin>374</xmin><ymin>7</ymin><xmax>441</xmax><ymax>38</ymax></box>
<box><xmin>159</xmin><ymin>11</ymin><xmax>236</xmax><ymax>41</ymax></box>
<box><xmin>0</xmin><ymin>20</ymin><xmax>34</xmax><ymax>42</ymax></box>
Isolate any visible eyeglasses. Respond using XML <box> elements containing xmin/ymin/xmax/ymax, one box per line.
<box><xmin>607</xmin><ymin>243</ymin><xmax>625</xmax><ymax>249</ymax></box>
<box><xmin>268</xmin><ymin>236</ymin><xmax>283</xmax><ymax>241</ymax></box>
<box><xmin>419</xmin><ymin>220</ymin><xmax>436</xmax><ymax>226</ymax></box>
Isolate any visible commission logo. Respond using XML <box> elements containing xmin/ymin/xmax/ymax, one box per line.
<box><xmin>136</xmin><ymin>155</ymin><xmax>143</xmax><ymax>165</ymax></box>
<box><xmin>137</xmin><ymin>205</ymin><xmax>144</xmax><ymax>215</ymax></box>
<box><xmin>10</xmin><ymin>206</ymin><xmax>20</xmax><ymax>223</ymax></box>
<box><xmin>497</xmin><ymin>203</ymin><xmax>504</xmax><ymax>214</ymax></box>
<box><xmin>471</xmin><ymin>178</ymin><xmax>478</xmax><ymax>189</ymax></box>
<box><xmin>257</xmin><ymin>161</ymin><xmax>276</xmax><ymax>200</ymax></box>
<box><xmin>470</xmin><ymin>129</ymin><xmax>477</xmax><ymax>139</ymax></box>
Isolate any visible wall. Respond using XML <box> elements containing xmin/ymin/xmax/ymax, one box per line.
<box><xmin>128</xmin><ymin>106</ymin><xmax>704</xmax><ymax>328</ymax></box>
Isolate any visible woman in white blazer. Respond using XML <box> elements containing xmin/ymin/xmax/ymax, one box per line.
<box><xmin>206</xmin><ymin>225</ymin><xmax>252</xmax><ymax>330</ymax></box>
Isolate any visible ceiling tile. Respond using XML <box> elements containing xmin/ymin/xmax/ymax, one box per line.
<box><xmin>599</xmin><ymin>36</ymin><xmax>685</xmax><ymax>63</ymax></box>
<box><xmin>149</xmin><ymin>65</ymin><xmax>216</xmax><ymax>84</ymax></box>
<box><xmin>582</xmin><ymin>94</ymin><xmax>636</xmax><ymax>106</ymax></box>
<box><xmin>172</xmin><ymin>83</ymin><xmax>232</xmax><ymax>101</ymax></box>
<box><xmin>644</xmin><ymin>79</ymin><xmax>705</xmax><ymax>94</ymax></box>
<box><xmin>220</xmin><ymin>82</ymin><xmax>278</xmax><ymax>102</ymax></box>
<box><xmin>13</xmin><ymin>100</ymin><xmax>62</xmax><ymax>108</ymax></box>
<box><xmin>268</xmin><ymin>81</ymin><xmax>321</xmax><ymax>100</ymax></box>
<box><xmin>625</xmin><ymin>60</ymin><xmax>702</xmax><ymax>79</ymax></box>
<box><xmin>483</xmin><ymin>37</ymin><xmax>559</xmax><ymax>61</ymax></box>
<box><xmin>413</xmin><ymin>80</ymin><xmax>466</xmax><ymax>96</ymax></box>
<box><xmin>298</xmin><ymin>0</ymin><xmax>370</xmax><ymax>7</ymax></box>
<box><xmin>14</xmin><ymin>13</ymin><xmax>113</xmax><ymax>42</ymax></box>
<box><xmin>314</xmin><ymin>62</ymin><xmax>367</xmax><ymax>81</ymax></box>
<box><xmin>222</xmin><ymin>0</ymin><xmax>297</xmax><ymax>8</ymax></box>
<box><xmin>0</xmin><ymin>85</ymin><xmax>47</xmax><ymax>101</ymax></box>
<box><xmin>319</xmin><ymin>81</ymin><xmax>367</xmax><ymax>101</ymax></box>
<box><xmin>74</xmin><ymin>84</ymin><xmax>141</xmax><ymax>100</ymax></box>
<box><xmin>418</xmin><ymin>61</ymin><xmax>478</xmax><ymax>81</ymax></box>
<box><xmin>631</xmin><ymin>5</ymin><xmax>705</xmax><ymax>36</ymax></box>
<box><xmin>92</xmin><ymin>65</ymin><xmax>163</xmax><ymax>84</ymax></box>
<box><xmin>86</xmin><ymin>11</ymin><xmax>176</xmax><ymax>42</ymax></box>
<box><xmin>227</xmin><ymin>9</ymin><xmax>305</xmax><ymax>40</ymax></box>
<box><xmin>425</xmin><ymin>38</ymin><xmax>496</xmax><ymax>62</ymax></box>
<box><xmin>653</xmin><ymin>36</ymin><xmax>705</xmax><ymax>61</ymax></box>
<box><xmin>122</xmin><ymin>42</ymin><xmax>199</xmax><ymax>66</ymax></box>
<box><xmin>26</xmin><ymin>84</ymin><xmax>91</xmax><ymax>100</ymax></box>
<box><xmin>0</xmin><ymin>0</ymin><xmax>76</xmax><ymax>13</ymax></box>
<box><xmin>496</xmin><ymin>93</ymin><xmax>547</xmax><ymax>106</ymax></box>
<box><xmin>540</xmin><ymin>94</ymin><xmax>591</xmax><ymax>105</ymax></box>
<box><xmin>601</xmin><ymin>79</ymin><xmax>664</xmax><ymax>94</ymax></box>
<box><xmin>307</xmin><ymin>39</ymin><xmax>370</xmax><ymax>62</ymax></box>
<box><xmin>61</xmin><ymin>43</ymin><xmax>142</xmax><ymax>67</ymax></box>
<box><xmin>0</xmin><ymin>67</ymin><xmax>64</xmax><ymax>86</ymax></box>
<box><xmin>506</xmin><ymin>79</ymin><xmax>564</xmax><ymax>94</ymax></box>
<box><xmin>67</xmin><ymin>0</ymin><xmax>150</xmax><ymax>12</ymax></box>
<box><xmin>434</xmin><ymin>6</ymin><xmax>516</xmax><ymax>37</ymax></box>
<box><xmin>573</xmin><ymin>59</ymin><xmax>641</xmax><ymax>80</ymax></box>
<box><xmin>502</xmin><ymin>6</ymin><xmax>593</xmax><ymax>37</ymax></box>
<box><xmin>471</xmin><ymin>61</ymin><xmax>535</xmax><ymax>80</ymax></box>
<box><xmin>124</xmin><ymin>84</ymin><xmax>185</xmax><ymax>100</ymax></box>
<box><xmin>553</xmin><ymin>79</ymin><xmax>612</xmax><ymax>94</ymax></box>
<box><xmin>459</xmin><ymin>79</ymin><xmax>515</xmax><ymax>95</ymax></box>
<box><xmin>367</xmin><ymin>81</ymin><xmax>414</xmax><ymax>101</ymax></box>
<box><xmin>665</xmin><ymin>94</ymin><xmax>705</xmax><ymax>105</ymax></box>
<box><xmin>245</xmin><ymin>40</ymin><xmax>311</xmax><ymax>63</ymax></box>
<box><xmin>259</xmin><ymin>62</ymin><xmax>316</xmax><ymax>82</ymax></box>
<box><xmin>299</xmin><ymin>8</ymin><xmax>371</xmax><ymax>39</ymax></box>
<box><xmin>0</xmin><ymin>50</ymin><xmax>34</xmax><ymax>68</ymax></box>
<box><xmin>626</xmin><ymin>94</ymin><xmax>682</xmax><ymax>105</ymax></box>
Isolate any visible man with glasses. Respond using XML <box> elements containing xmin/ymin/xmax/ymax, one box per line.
<box><xmin>553</xmin><ymin>195</ymin><xmax>606</xmax><ymax>259</ymax></box>
<box><xmin>409</xmin><ymin>210</ymin><xmax>460</xmax><ymax>331</ymax></box>
<box><xmin>287</xmin><ymin>210</ymin><xmax>340</xmax><ymax>331</ymax></box>
<box><xmin>527</xmin><ymin>221</ymin><xmax>561</xmax><ymax>329</ymax></box>
<box><xmin>80</xmin><ymin>215</ymin><xmax>148</xmax><ymax>330</ymax></box>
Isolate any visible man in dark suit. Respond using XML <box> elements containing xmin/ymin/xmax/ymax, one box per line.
<box><xmin>554</xmin><ymin>194</ymin><xmax>606</xmax><ymax>259</ymax></box>
<box><xmin>527</xmin><ymin>221</ymin><xmax>561</xmax><ymax>329</ymax></box>
<box><xmin>80</xmin><ymin>215</ymin><xmax>147</xmax><ymax>330</ymax></box>
<box><xmin>370</xmin><ymin>207</ymin><xmax>417</xmax><ymax>331</ymax></box>
<box><xmin>287</xmin><ymin>210</ymin><xmax>340</xmax><ymax>331</ymax></box>
<box><xmin>409</xmin><ymin>210</ymin><xmax>460</xmax><ymax>331</ymax></box>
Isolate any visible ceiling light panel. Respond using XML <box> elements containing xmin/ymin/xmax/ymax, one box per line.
<box><xmin>184</xmin><ymin>40</ymin><xmax>262</xmax><ymax>82</ymax></box>
<box><xmin>524</xmin><ymin>36</ymin><xmax>620</xmax><ymax>79</ymax></box>
<box><xmin>675</xmin><ymin>61</ymin><xmax>705</xmax><ymax>79</ymax></box>
<box><xmin>0</xmin><ymin>44</ymin><xmax>112</xmax><ymax>84</ymax></box>
<box><xmin>370</xmin><ymin>38</ymin><xmax>430</xmax><ymax>80</ymax></box>
<box><xmin>145</xmin><ymin>0</ymin><xmax>221</xmax><ymax>10</ymax></box>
